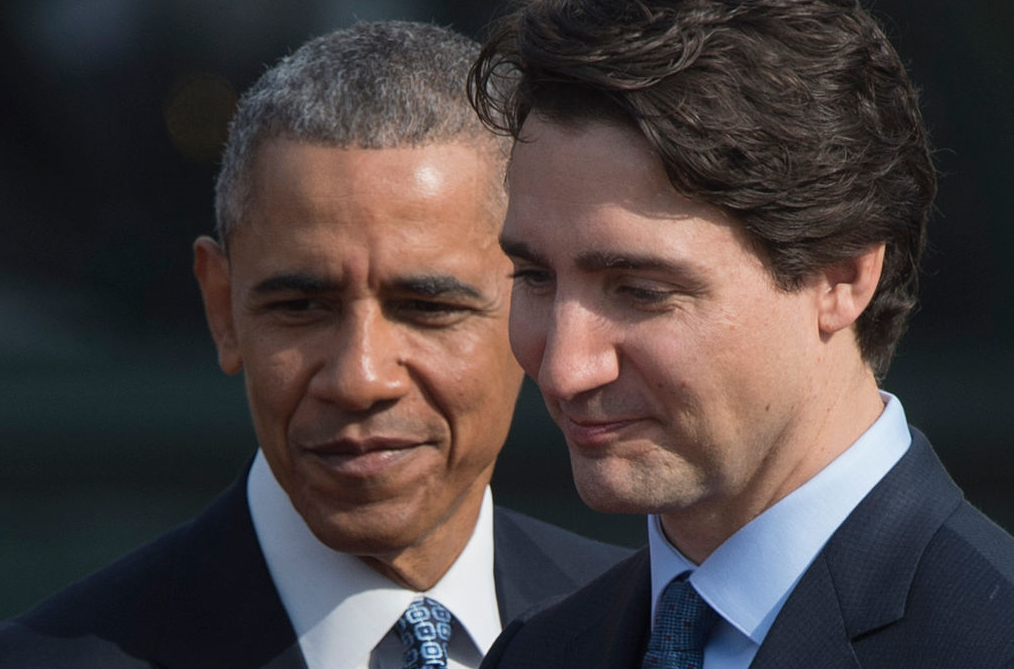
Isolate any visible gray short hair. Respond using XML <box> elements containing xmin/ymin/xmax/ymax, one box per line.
<box><xmin>215</xmin><ymin>21</ymin><xmax>505</xmax><ymax>244</ymax></box>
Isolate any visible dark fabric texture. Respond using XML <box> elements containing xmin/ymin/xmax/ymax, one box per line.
<box><xmin>641</xmin><ymin>572</ymin><xmax>716</xmax><ymax>669</ymax></box>
<box><xmin>0</xmin><ymin>460</ymin><xmax>631</xmax><ymax>669</ymax></box>
<box><xmin>478</xmin><ymin>429</ymin><xmax>1014</xmax><ymax>668</ymax></box>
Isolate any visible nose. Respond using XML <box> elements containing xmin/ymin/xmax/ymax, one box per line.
<box><xmin>533</xmin><ymin>297</ymin><xmax>619</xmax><ymax>401</ymax></box>
<box><xmin>309</xmin><ymin>302</ymin><xmax>411</xmax><ymax>411</ymax></box>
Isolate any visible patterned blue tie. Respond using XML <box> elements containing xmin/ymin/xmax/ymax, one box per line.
<box><xmin>641</xmin><ymin>572</ymin><xmax>718</xmax><ymax>669</ymax></box>
<box><xmin>396</xmin><ymin>597</ymin><xmax>454</xmax><ymax>669</ymax></box>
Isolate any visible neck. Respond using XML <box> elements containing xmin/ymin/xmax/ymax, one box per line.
<box><xmin>662</xmin><ymin>361</ymin><xmax>885</xmax><ymax>564</ymax></box>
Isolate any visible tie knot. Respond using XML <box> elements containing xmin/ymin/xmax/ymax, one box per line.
<box><xmin>396</xmin><ymin>597</ymin><xmax>454</xmax><ymax>669</ymax></box>
<box><xmin>641</xmin><ymin>573</ymin><xmax>718</xmax><ymax>669</ymax></box>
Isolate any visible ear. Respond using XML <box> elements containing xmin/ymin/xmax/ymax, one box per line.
<box><xmin>817</xmin><ymin>243</ymin><xmax>885</xmax><ymax>335</ymax></box>
<box><xmin>193</xmin><ymin>236</ymin><xmax>243</xmax><ymax>374</ymax></box>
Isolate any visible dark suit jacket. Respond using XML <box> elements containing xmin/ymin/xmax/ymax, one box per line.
<box><xmin>0</xmin><ymin>467</ymin><xmax>630</xmax><ymax>668</ymax></box>
<box><xmin>480</xmin><ymin>429</ymin><xmax>1014</xmax><ymax>668</ymax></box>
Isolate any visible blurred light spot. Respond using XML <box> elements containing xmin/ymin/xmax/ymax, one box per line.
<box><xmin>163</xmin><ymin>73</ymin><xmax>237</xmax><ymax>162</ymax></box>
<box><xmin>21</xmin><ymin>0</ymin><xmax>140</xmax><ymax>71</ymax></box>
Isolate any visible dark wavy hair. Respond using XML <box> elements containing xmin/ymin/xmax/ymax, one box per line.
<box><xmin>469</xmin><ymin>0</ymin><xmax>935</xmax><ymax>378</ymax></box>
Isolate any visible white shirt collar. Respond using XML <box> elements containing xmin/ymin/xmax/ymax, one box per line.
<box><xmin>648</xmin><ymin>391</ymin><xmax>911</xmax><ymax>650</ymax></box>
<box><xmin>247</xmin><ymin>451</ymin><xmax>502</xmax><ymax>669</ymax></box>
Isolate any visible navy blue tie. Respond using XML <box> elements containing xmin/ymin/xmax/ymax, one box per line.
<box><xmin>396</xmin><ymin>597</ymin><xmax>454</xmax><ymax>669</ymax></box>
<box><xmin>641</xmin><ymin>572</ymin><xmax>718</xmax><ymax>669</ymax></box>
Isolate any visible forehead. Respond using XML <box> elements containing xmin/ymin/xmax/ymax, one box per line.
<box><xmin>506</xmin><ymin>118</ymin><xmax>725</xmax><ymax>239</ymax></box>
<box><xmin>508</xmin><ymin>117</ymin><xmax>697</xmax><ymax>218</ymax></box>
<box><xmin>502</xmin><ymin>117</ymin><xmax>771</xmax><ymax>278</ymax></box>
<box><xmin>229</xmin><ymin>139</ymin><xmax>505</xmax><ymax>272</ymax></box>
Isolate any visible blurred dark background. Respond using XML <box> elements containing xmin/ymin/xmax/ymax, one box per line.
<box><xmin>2</xmin><ymin>0</ymin><xmax>1012</xmax><ymax>617</ymax></box>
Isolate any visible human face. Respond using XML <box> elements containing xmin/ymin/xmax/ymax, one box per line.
<box><xmin>502</xmin><ymin>117</ymin><xmax>829</xmax><ymax>537</ymax></box>
<box><xmin>195</xmin><ymin>139</ymin><xmax>522</xmax><ymax>581</ymax></box>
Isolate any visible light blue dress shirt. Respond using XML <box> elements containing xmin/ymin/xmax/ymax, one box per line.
<box><xmin>647</xmin><ymin>391</ymin><xmax>912</xmax><ymax>668</ymax></box>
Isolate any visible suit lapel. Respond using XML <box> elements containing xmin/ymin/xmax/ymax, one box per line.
<box><xmin>493</xmin><ymin>508</ymin><xmax>568</xmax><ymax>623</ymax></box>
<box><xmin>491</xmin><ymin>507</ymin><xmax>626</xmax><ymax>624</ymax></box>
<box><xmin>154</xmin><ymin>467</ymin><xmax>307</xmax><ymax>669</ymax></box>
<box><xmin>564</xmin><ymin>551</ymin><xmax>652</xmax><ymax>669</ymax></box>
<box><xmin>752</xmin><ymin>429</ymin><xmax>963</xmax><ymax>667</ymax></box>
<box><xmin>749</xmin><ymin>555</ymin><xmax>860</xmax><ymax>668</ymax></box>
<box><xmin>148</xmin><ymin>477</ymin><xmax>634</xmax><ymax>667</ymax></box>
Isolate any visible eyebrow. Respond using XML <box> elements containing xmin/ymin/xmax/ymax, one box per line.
<box><xmin>252</xmin><ymin>272</ymin><xmax>335</xmax><ymax>295</ymax></box>
<box><xmin>392</xmin><ymin>275</ymin><xmax>483</xmax><ymax>300</ymax></box>
<box><xmin>501</xmin><ymin>236</ymin><xmax>696</xmax><ymax>275</ymax></box>
<box><xmin>500</xmin><ymin>234</ymin><xmax>709</xmax><ymax>294</ymax></box>
<box><xmin>499</xmin><ymin>236</ymin><xmax>548</xmax><ymax>265</ymax></box>
<box><xmin>573</xmin><ymin>251</ymin><xmax>688</xmax><ymax>274</ymax></box>
<box><xmin>251</xmin><ymin>272</ymin><xmax>483</xmax><ymax>300</ymax></box>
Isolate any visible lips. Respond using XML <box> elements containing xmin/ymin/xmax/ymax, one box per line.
<box><xmin>561</xmin><ymin>415</ymin><xmax>643</xmax><ymax>449</ymax></box>
<box><xmin>302</xmin><ymin>437</ymin><xmax>430</xmax><ymax>478</ymax></box>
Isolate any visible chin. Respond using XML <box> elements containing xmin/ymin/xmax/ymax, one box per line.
<box><xmin>299</xmin><ymin>499</ymin><xmax>421</xmax><ymax>555</ymax></box>
<box><xmin>571</xmin><ymin>456</ymin><xmax>705</xmax><ymax>516</ymax></box>
<box><xmin>310</xmin><ymin>517</ymin><xmax>419</xmax><ymax>556</ymax></box>
<box><xmin>572</xmin><ymin>474</ymin><xmax>654</xmax><ymax>515</ymax></box>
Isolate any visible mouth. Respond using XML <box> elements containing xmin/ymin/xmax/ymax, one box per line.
<box><xmin>561</xmin><ymin>415</ymin><xmax>643</xmax><ymax>449</ymax></box>
<box><xmin>303</xmin><ymin>437</ymin><xmax>430</xmax><ymax>478</ymax></box>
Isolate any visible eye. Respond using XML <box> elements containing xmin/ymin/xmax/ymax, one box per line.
<box><xmin>271</xmin><ymin>299</ymin><xmax>317</xmax><ymax>312</ymax></box>
<box><xmin>509</xmin><ymin>267</ymin><xmax>554</xmax><ymax>294</ymax></box>
<box><xmin>256</xmin><ymin>297</ymin><xmax>335</xmax><ymax>323</ymax></box>
<box><xmin>618</xmin><ymin>285</ymin><xmax>673</xmax><ymax>304</ymax></box>
<box><xmin>390</xmin><ymin>299</ymin><xmax>475</xmax><ymax>327</ymax></box>
<box><xmin>265</xmin><ymin>297</ymin><xmax>332</xmax><ymax>313</ymax></box>
<box><xmin>611</xmin><ymin>275</ymin><xmax>695</xmax><ymax>311</ymax></box>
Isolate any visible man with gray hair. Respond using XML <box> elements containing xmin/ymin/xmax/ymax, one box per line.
<box><xmin>0</xmin><ymin>21</ymin><xmax>627</xmax><ymax>668</ymax></box>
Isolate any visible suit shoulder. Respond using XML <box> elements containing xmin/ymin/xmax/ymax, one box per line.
<box><xmin>515</xmin><ymin>546</ymin><xmax>649</xmax><ymax>625</ymax></box>
<box><xmin>884</xmin><ymin>501</ymin><xmax>1014</xmax><ymax>662</ymax></box>
<box><xmin>491</xmin><ymin>506</ymin><xmax>636</xmax><ymax>624</ymax></box>
<box><xmin>482</xmin><ymin>548</ymin><xmax>651</xmax><ymax>669</ymax></box>
<box><xmin>923</xmin><ymin>501</ymin><xmax>1014</xmax><ymax>615</ymax></box>
<box><xmin>0</xmin><ymin>520</ymin><xmax>190</xmax><ymax>666</ymax></box>
<box><xmin>493</xmin><ymin>506</ymin><xmax>632</xmax><ymax>577</ymax></box>
<box><xmin>913</xmin><ymin>500</ymin><xmax>1014</xmax><ymax>606</ymax></box>
<box><xmin>938</xmin><ymin>501</ymin><xmax>1014</xmax><ymax>579</ymax></box>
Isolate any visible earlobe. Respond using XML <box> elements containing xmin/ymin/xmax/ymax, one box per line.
<box><xmin>193</xmin><ymin>236</ymin><xmax>243</xmax><ymax>374</ymax></box>
<box><xmin>817</xmin><ymin>243</ymin><xmax>886</xmax><ymax>335</ymax></box>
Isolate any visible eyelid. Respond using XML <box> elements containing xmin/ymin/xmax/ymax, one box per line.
<box><xmin>386</xmin><ymin>298</ymin><xmax>478</xmax><ymax>329</ymax></box>
<box><xmin>618</xmin><ymin>284</ymin><xmax>672</xmax><ymax>302</ymax></box>
<box><xmin>279</xmin><ymin>296</ymin><xmax>331</xmax><ymax>309</ymax></box>
<box><xmin>393</xmin><ymin>297</ymin><xmax>471</xmax><ymax>312</ymax></box>
<box><xmin>508</xmin><ymin>266</ymin><xmax>554</xmax><ymax>284</ymax></box>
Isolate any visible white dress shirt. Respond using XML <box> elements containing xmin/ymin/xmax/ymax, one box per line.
<box><xmin>247</xmin><ymin>451</ymin><xmax>502</xmax><ymax>669</ymax></box>
<box><xmin>647</xmin><ymin>391</ymin><xmax>913</xmax><ymax>668</ymax></box>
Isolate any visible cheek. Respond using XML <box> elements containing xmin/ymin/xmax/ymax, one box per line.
<box><xmin>507</xmin><ymin>298</ymin><xmax>546</xmax><ymax>377</ymax></box>
<box><xmin>418</xmin><ymin>330</ymin><xmax>520</xmax><ymax>457</ymax></box>
<box><xmin>442</xmin><ymin>339</ymin><xmax>518</xmax><ymax>412</ymax></box>
<box><xmin>242</xmin><ymin>342</ymin><xmax>311</xmax><ymax>432</ymax></box>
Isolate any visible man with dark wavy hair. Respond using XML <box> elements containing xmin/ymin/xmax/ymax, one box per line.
<box><xmin>469</xmin><ymin>0</ymin><xmax>1014</xmax><ymax>666</ymax></box>
<box><xmin>0</xmin><ymin>21</ymin><xmax>629</xmax><ymax>669</ymax></box>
